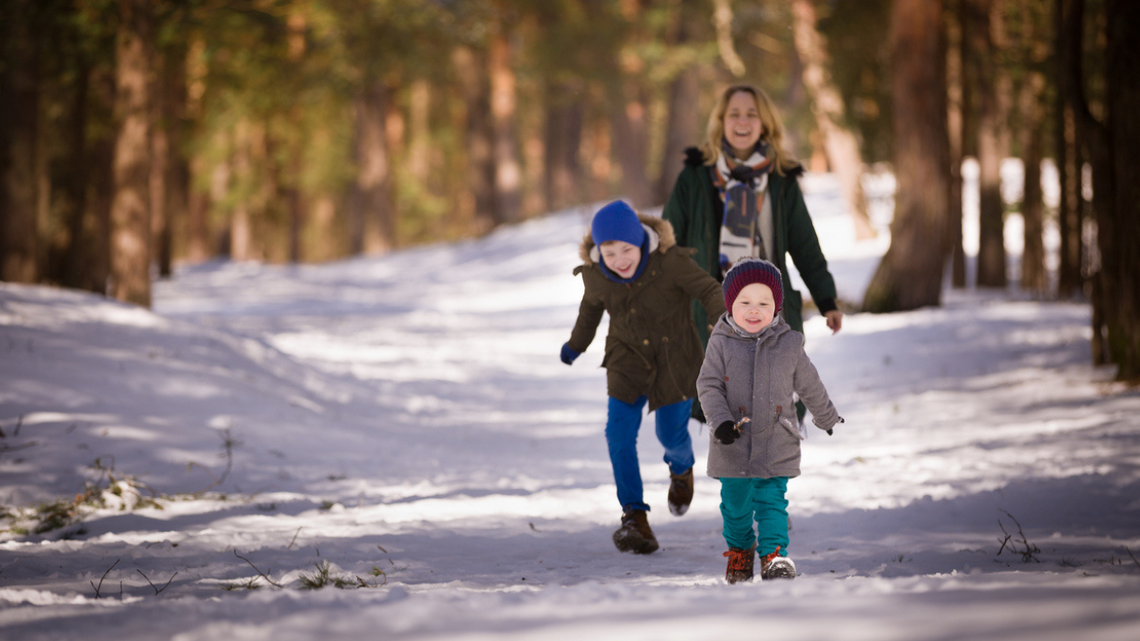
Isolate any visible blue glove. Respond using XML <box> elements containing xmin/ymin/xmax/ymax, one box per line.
<box><xmin>560</xmin><ymin>343</ymin><xmax>580</xmax><ymax>365</ymax></box>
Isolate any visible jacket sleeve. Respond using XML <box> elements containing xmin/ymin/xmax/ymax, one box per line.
<box><xmin>567</xmin><ymin>269</ymin><xmax>605</xmax><ymax>354</ymax></box>
<box><xmin>662</xmin><ymin>176</ymin><xmax>690</xmax><ymax>246</ymax></box>
<box><xmin>697</xmin><ymin>334</ymin><xmax>733</xmax><ymax>427</ymax></box>
<box><xmin>673</xmin><ymin>251</ymin><xmax>727</xmax><ymax>323</ymax></box>
<box><xmin>791</xmin><ymin>336</ymin><xmax>840</xmax><ymax>431</ymax></box>
<box><xmin>782</xmin><ymin>179</ymin><xmax>839</xmax><ymax>314</ymax></box>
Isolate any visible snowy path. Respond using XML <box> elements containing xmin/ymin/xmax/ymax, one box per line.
<box><xmin>2</xmin><ymin>201</ymin><xmax>1140</xmax><ymax>640</ymax></box>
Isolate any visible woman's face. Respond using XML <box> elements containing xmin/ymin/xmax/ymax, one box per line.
<box><xmin>722</xmin><ymin>91</ymin><xmax>763</xmax><ymax>159</ymax></box>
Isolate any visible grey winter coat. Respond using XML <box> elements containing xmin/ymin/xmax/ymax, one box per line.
<box><xmin>697</xmin><ymin>314</ymin><xmax>840</xmax><ymax>479</ymax></box>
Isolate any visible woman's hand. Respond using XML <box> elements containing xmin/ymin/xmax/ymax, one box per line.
<box><xmin>825</xmin><ymin>310</ymin><xmax>843</xmax><ymax>334</ymax></box>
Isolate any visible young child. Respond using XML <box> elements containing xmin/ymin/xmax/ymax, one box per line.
<box><xmin>562</xmin><ymin>199</ymin><xmax>726</xmax><ymax>554</ymax></box>
<box><xmin>697</xmin><ymin>258</ymin><xmax>842</xmax><ymax>581</ymax></box>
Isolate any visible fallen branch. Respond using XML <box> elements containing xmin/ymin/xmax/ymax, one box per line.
<box><xmin>90</xmin><ymin>559</ymin><xmax>120</xmax><ymax>599</ymax></box>
<box><xmin>233</xmin><ymin>549</ymin><xmax>283</xmax><ymax>588</ymax></box>
<box><xmin>997</xmin><ymin>509</ymin><xmax>1041</xmax><ymax>563</ymax></box>
<box><xmin>287</xmin><ymin>527</ymin><xmax>302</xmax><ymax>550</ymax></box>
<box><xmin>1126</xmin><ymin>546</ymin><xmax>1140</xmax><ymax>570</ymax></box>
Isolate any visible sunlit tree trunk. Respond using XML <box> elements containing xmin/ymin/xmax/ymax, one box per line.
<box><xmin>790</xmin><ymin>0</ymin><xmax>875</xmax><ymax>240</ymax></box>
<box><xmin>109</xmin><ymin>0</ymin><xmax>153</xmax><ymax>307</ymax></box>
<box><xmin>966</xmin><ymin>0</ymin><xmax>1007</xmax><ymax>288</ymax></box>
<box><xmin>0</xmin><ymin>1</ymin><xmax>41</xmax><ymax>284</ymax></box>
<box><xmin>489</xmin><ymin>29</ymin><xmax>521</xmax><ymax>224</ymax></box>
<box><xmin>351</xmin><ymin>84</ymin><xmax>395</xmax><ymax>254</ymax></box>
<box><xmin>863</xmin><ymin>0</ymin><xmax>950</xmax><ymax>312</ymax></box>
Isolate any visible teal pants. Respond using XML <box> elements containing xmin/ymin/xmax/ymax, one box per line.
<box><xmin>719</xmin><ymin>477</ymin><xmax>790</xmax><ymax>556</ymax></box>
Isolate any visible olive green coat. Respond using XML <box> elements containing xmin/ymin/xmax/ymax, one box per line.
<box><xmin>568</xmin><ymin>215</ymin><xmax>727</xmax><ymax>412</ymax></box>
<box><xmin>662</xmin><ymin>148</ymin><xmax>838</xmax><ymax>342</ymax></box>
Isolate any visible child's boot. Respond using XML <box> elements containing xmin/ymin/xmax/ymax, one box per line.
<box><xmin>723</xmin><ymin>545</ymin><xmax>755</xmax><ymax>583</ymax></box>
<box><xmin>668</xmin><ymin>468</ymin><xmax>694</xmax><ymax>516</ymax></box>
<box><xmin>613</xmin><ymin>509</ymin><xmax>658</xmax><ymax>554</ymax></box>
<box><xmin>760</xmin><ymin>546</ymin><xmax>796</xmax><ymax>580</ymax></box>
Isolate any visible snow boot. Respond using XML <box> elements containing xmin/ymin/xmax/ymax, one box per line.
<box><xmin>723</xmin><ymin>546</ymin><xmax>755</xmax><ymax>584</ymax></box>
<box><xmin>668</xmin><ymin>468</ymin><xmax>694</xmax><ymax>516</ymax></box>
<box><xmin>760</xmin><ymin>546</ymin><xmax>796</xmax><ymax>580</ymax></box>
<box><xmin>613</xmin><ymin>509</ymin><xmax>658</xmax><ymax>554</ymax></box>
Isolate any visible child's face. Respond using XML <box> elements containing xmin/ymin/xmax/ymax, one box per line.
<box><xmin>599</xmin><ymin>240</ymin><xmax>641</xmax><ymax>279</ymax></box>
<box><xmin>723</xmin><ymin>91</ymin><xmax>763</xmax><ymax>158</ymax></box>
<box><xmin>731</xmin><ymin>283</ymin><xmax>776</xmax><ymax>332</ymax></box>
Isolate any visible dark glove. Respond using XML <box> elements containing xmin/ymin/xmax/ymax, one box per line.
<box><xmin>714</xmin><ymin>420</ymin><xmax>739</xmax><ymax>445</ymax></box>
<box><xmin>827</xmin><ymin>416</ymin><xmax>844</xmax><ymax>436</ymax></box>
<box><xmin>560</xmin><ymin>343</ymin><xmax>580</xmax><ymax>365</ymax></box>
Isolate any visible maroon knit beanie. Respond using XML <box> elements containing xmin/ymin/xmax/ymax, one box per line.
<box><xmin>723</xmin><ymin>258</ymin><xmax>784</xmax><ymax>311</ymax></box>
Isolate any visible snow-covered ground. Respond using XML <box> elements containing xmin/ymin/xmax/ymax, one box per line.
<box><xmin>2</xmin><ymin>174</ymin><xmax>1139</xmax><ymax>641</ymax></box>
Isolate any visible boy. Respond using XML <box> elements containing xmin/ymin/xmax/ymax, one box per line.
<box><xmin>562</xmin><ymin>200</ymin><xmax>726</xmax><ymax>554</ymax></box>
<box><xmin>697</xmin><ymin>258</ymin><xmax>842</xmax><ymax>581</ymax></box>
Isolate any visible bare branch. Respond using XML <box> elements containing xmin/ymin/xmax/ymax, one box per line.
<box><xmin>136</xmin><ymin>569</ymin><xmax>178</xmax><ymax>595</ymax></box>
<box><xmin>233</xmin><ymin>549</ymin><xmax>283</xmax><ymax>588</ymax></box>
<box><xmin>89</xmin><ymin>558</ymin><xmax>120</xmax><ymax>599</ymax></box>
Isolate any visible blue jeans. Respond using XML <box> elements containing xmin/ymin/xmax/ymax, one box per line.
<box><xmin>719</xmin><ymin>476</ymin><xmax>790</xmax><ymax>555</ymax></box>
<box><xmin>605</xmin><ymin>396</ymin><xmax>695</xmax><ymax>512</ymax></box>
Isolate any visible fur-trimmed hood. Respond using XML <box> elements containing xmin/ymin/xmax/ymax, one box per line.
<box><xmin>578</xmin><ymin>214</ymin><xmax>677</xmax><ymax>266</ymax></box>
<box><xmin>682</xmin><ymin>145</ymin><xmax>804</xmax><ymax>178</ymax></box>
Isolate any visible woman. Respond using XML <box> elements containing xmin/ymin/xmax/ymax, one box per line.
<box><xmin>663</xmin><ymin>84</ymin><xmax>842</xmax><ymax>420</ymax></box>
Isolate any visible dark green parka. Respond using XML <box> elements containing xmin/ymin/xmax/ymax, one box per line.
<box><xmin>568</xmin><ymin>215</ymin><xmax>726</xmax><ymax>412</ymax></box>
<box><xmin>662</xmin><ymin>148</ymin><xmax>838</xmax><ymax>342</ymax></box>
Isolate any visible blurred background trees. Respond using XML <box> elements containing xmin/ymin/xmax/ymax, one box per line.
<box><xmin>0</xmin><ymin>0</ymin><xmax>1136</xmax><ymax>378</ymax></box>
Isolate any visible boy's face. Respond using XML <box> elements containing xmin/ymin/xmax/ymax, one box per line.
<box><xmin>731</xmin><ymin>282</ymin><xmax>776</xmax><ymax>332</ymax></box>
<box><xmin>599</xmin><ymin>240</ymin><xmax>641</xmax><ymax>279</ymax></box>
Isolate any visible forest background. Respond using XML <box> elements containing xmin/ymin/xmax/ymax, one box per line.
<box><xmin>0</xmin><ymin>0</ymin><xmax>1137</xmax><ymax>379</ymax></box>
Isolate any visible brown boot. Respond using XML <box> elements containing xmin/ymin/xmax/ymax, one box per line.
<box><xmin>668</xmin><ymin>468</ymin><xmax>694</xmax><ymax>516</ymax></box>
<box><xmin>723</xmin><ymin>546</ymin><xmax>755</xmax><ymax>584</ymax></box>
<box><xmin>612</xmin><ymin>509</ymin><xmax>659</xmax><ymax>554</ymax></box>
<box><xmin>760</xmin><ymin>546</ymin><xmax>796</xmax><ymax>580</ymax></box>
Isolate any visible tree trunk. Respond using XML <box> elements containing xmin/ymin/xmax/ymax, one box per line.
<box><xmin>109</xmin><ymin>0</ymin><xmax>153</xmax><ymax>307</ymax></box>
<box><xmin>544</xmin><ymin>79</ymin><xmax>584</xmax><ymax>212</ymax></box>
<box><xmin>790</xmin><ymin>0</ymin><xmax>876</xmax><ymax>240</ymax></box>
<box><xmin>947</xmin><ymin>0</ymin><xmax>967</xmax><ymax>288</ymax></box>
<box><xmin>454</xmin><ymin>45</ymin><xmax>496</xmax><ymax>235</ymax></box>
<box><xmin>967</xmin><ymin>0</ymin><xmax>1007</xmax><ymax>288</ymax></box>
<box><xmin>608</xmin><ymin>80</ymin><xmax>653</xmax><ymax>209</ymax></box>
<box><xmin>351</xmin><ymin>84</ymin><xmax>395</xmax><ymax>254</ymax></box>
<box><xmin>0</xmin><ymin>1</ymin><xmax>41</xmax><ymax>284</ymax></box>
<box><xmin>656</xmin><ymin>0</ymin><xmax>702</xmax><ymax>205</ymax></box>
<box><xmin>863</xmin><ymin>0</ymin><xmax>950</xmax><ymax>312</ymax></box>
<box><xmin>150</xmin><ymin>46</ymin><xmax>170</xmax><ymax>278</ymax></box>
<box><xmin>1103</xmin><ymin>0</ymin><xmax>1140</xmax><ymax>379</ymax></box>
<box><xmin>489</xmin><ymin>30</ymin><xmax>521</xmax><ymax>224</ymax></box>
<box><xmin>1017</xmin><ymin>0</ymin><xmax>1047</xmax><ymax>296</ymax></box>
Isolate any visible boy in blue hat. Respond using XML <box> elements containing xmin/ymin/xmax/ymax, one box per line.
<box><xmin>562</xmin><ymin>200</ymin><xmax>726</xmax><ymax>554</ymax></box>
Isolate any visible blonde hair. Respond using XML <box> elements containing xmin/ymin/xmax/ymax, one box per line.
<box><xmin>700</xmin><ymin>84</ymin><xmax>799</xmax><ymax>175</ymax></box>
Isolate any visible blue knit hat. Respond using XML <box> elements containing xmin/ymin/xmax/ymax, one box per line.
<box><xmin>591</xmin><ymin>200</ymin><xmax>646</xmax><ymax>248</ymax></box>
<box><xmin>723</xmin><ymin>258</ymin><xmax>783</xmax><ymax>312</ymax></box>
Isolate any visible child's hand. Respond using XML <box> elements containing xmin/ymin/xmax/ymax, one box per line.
<box><xmin>714</xmin><ymin>421</ymin><xmax>739</xmax><ymax>445</ymax></box>
<box><xmin>560</xmin><ymin>343</ymin><xmax>581</xmax><ymax>365</ymax></box>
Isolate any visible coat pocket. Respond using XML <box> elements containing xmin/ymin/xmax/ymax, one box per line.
<box><xmin>778</xmin><ymin>415</ymin><xmax>804</xmax><ymax>441</ymax></box>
